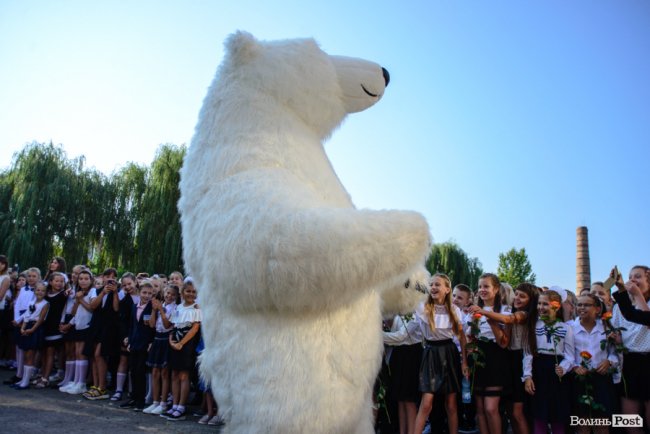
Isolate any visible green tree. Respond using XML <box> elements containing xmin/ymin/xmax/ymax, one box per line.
<box><xmin>425</xmin><ymin>241</ymin><xmax>483</xmax><ymax>289</ymax></box>
<box><xmin>497</xmin><ymin>247</ymin><xmax>536</xmax><ymax>287</ymax></box>
<box><xmin>135</xmin><ymin>144</ymin><xmax>186</xmax><ymax>274</ymax></box>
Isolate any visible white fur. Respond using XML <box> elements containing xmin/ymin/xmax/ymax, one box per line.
<box><xmin>179</xmin><ymin>31</ymin><xmax>431</xmax><ymax>433</ymax></box>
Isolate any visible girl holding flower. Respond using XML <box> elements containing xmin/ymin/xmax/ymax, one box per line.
<box><xmin>383</xmin><ymin>273</ymin><xmax>469</xmax><ymax>434</ymax></box>
<box><xmin>469</xmin><ymin>282</ymin><xmax>539</xmax><ymax>434</ymax></box>
<box><xmin>465</xmin><ymin>273</ymin><xmax>510</xmax><ymax>434</ymax></box>
<box><xmin>523</xmin><ymin>290</ymin><xmax>575</xmax><ymax>434</ymax></box>
<box><xmin>571</xmin><ymin>293</ymin><xmax>617</xmax><ymax>432</ymax></box>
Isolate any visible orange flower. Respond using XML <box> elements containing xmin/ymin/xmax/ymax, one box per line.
<box><xmin>473</xmin><ymin>313</ymin><xmax>482</xmax><ymax>320</ymax></box>
<box><xmin>580</xmin><ymin>351</ymin><xmax>592</xmax><ymax>360</ymax></box>
<box><xmin>550</xmin><ymin>301</ymin><xmax>561</xmax><ymax>309</ymax></box>
<box><xmin>602</xmin><ymin>312</ymin><xmax>612</xmax><ymax>321</ymax></box>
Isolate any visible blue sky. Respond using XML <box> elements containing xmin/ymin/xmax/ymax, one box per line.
<box><xmin>1</xmin><ymin>0</ymin><xmax>648</xmax><ymax>290</ymax></box>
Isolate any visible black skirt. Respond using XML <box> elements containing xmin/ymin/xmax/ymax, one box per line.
<box><xmin>472</xmin><ymin>340</ymin><xmax>511</xmax><ymax>396</ymax></box>
<box><xmin>621</xmin><ymin>352</ymin><xmax>650</xmax><ymax>401</ymax></box>
<box><xmin>531</xmin><ymin>354</ymin><xmax>572</xmax><ymax>423</ymax></box>
<box><xmin>147</xmin><ymin>332</ymin><xmax>171</xmax><ymax>368</ymax></box>
<box><xmin>389</xmin><ymin>342</ymin><xmax>423</xmax><ymax>402</ymax></box>
<box><xmin>17</xmin><ymin>322</ymin><xmax>44</xmax><ymax>351</ymax></box>
<box><xmin>168</xmin><ymin>340</ymin><xmax>197</xmax><ymax>371</ymax></box>
<box><xmin>419</xmin><ymin>339</ymin><xmax>461</xmax><ymax>395</ymax></box>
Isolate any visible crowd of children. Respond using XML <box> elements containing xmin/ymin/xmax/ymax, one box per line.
<box><xmin>380</xmin><ymin>265</ymin><xmax>650</xmax><ymax>434</ymax></box>
<box><xmin>2</xmin><ymin>255</ymin><xmax>650</xmax><ymax>433</ymax></box>
<box><xmin>0</xmin><ymin>255</ymin><xmax>224</xmax><ymax>426</ymax></box>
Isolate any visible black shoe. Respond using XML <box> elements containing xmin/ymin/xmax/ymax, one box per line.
<box><xmin>4</xmin><ymin>375</ymin><xmax>20</xmax><ymax>385</ymax></box>
<box><xmin>133</xmin><ymin>402</ymin><xmax>146</xmax><ymax>412</ymax></box>
<box><xmin>120</xmin><ymin>399</ymin><xmax>136</xmax><ymax>409</ymax></box>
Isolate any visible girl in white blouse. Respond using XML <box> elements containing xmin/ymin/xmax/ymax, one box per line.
<box><xmin>523</xmin><ymin>290</ymin><xmax>574</xmax><ymax>434</ymax></box>
<box><xmin>384</xmin><ymin>273</ymin><xmax>469</xmax><ymax>434</ymax></box>
<box><xmin>14</xmin><ymin>282</ymin><xmax>49</xmax><ymax>389</ymax></box>
<box><xmin>571</xmin><ymin>293</ymin><xmax>617</xmax><ymax>433</ymax></box>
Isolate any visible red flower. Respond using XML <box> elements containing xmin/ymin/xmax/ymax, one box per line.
<box><xmin>550</xmin><ymin>301</ymin><xmax>561</xmax><ymax>309</ymax></box>
<box><xmin>580</xmin><ymin>351</ymin><xmax>592</xmax><ymax>360</ymax></box>
<box><xmin>472</xmin><ymin>313</ymin><xmax>482</xmax><ymax>320</ymax></box>
<box><xmin>602</xmin><ymin>312</ymin><xmax>613</xmax><ymax>321</ymax></box>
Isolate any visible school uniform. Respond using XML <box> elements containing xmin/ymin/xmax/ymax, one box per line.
<box><xmin>70</xmin><ymin>290</ymin><xmax>95</xmax><ymax>342</ymax></box>
<box><xmin>84</xmin><ymin>290</ymin><xmax>120</xmax><ymax>359</ymax></box>
<box><xmin>168</xmin><ymin>303</ymin><xmax>202</xmax><ymax>371</ymax></box>
<box><xmin>127</xmin><ymin>301</ymin><xmax>154</xmax><ymax>407</ymax></box>
<box><xmin>387</xmin><ymin>315</ymin><xmax>423</xmax><ymax>403</ymax></box>
<box><xmin>384</xmin><ymin>303</ymin><xmax>463</xmax><ymax>395</ymax></box>
<box><xmin>43</xmin><ymin>290</ymin><xmax>67</xmax><ymax>346</ymax></box>
<box><xmin>147</xmin><ymin>302</ymin><xmax>177</xmax><ymax>368</ymax></box>
<box><xmin>610</xmin><ymin>296</ymin><xmax>650</xmax><ymax>401</ymax></box>
<box><xmin>13</xmin><ymin>286</ymin><xmax>35</xmax><ymax>340</ymax></box>
<box><xmin>17</xmin><ymin>299</ymin><xmax>49</xmax><ymax>351</ymax></box>
<box><xmin>571</xmin><ymin>319</ymin><xmax>617</xmax><ymax>417</ymax></box>
<box><xmin>470</xmin><ymin>305</ymin><xmax>512</xmax><ymax>396</ymax></box>
<box><xmin>61</xmin><ymin>290</ymin><xmax>77</xmax><ymax>341</ymax></box>
<box><xmin>523</xmin><ymin>319</ymin><xmax>575</xmax><ymax>424</ymax></box>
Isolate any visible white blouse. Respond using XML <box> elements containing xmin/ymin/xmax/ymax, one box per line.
<box><xmin>70</xmin><ymin>289</ymin><xmax>96</xmax><ymax>330</ymax></box>
<box><xmin>384</xmin><ymin>303</ymin><xmax>463</xmax><ymax>345</ymax></box>
<box><xmin>571</xmin><ymin>319</ymin><xmax>618</xmax><ymax>370</ymax></box>
<box><xmin>171</xmin><ymin>303</ymin><xmax>202</xmax><ymax>328</ymax></box>
<box><xmin>23</xmin><ymin>299</ymin><xmax>49</xmax><ymax>323</ymax></box>
<box><xmin>156</xmin><ymin>302</ymin><xmax>177</xmax><ymax>333</ymax></box>
<box><xmin>523</xmin><ymin>319</ymin><xmax>575</xmax><ymax>378</ymax></box>
<box><xmin>610</xmin><ymin>298</ymin><xmax>650</xmax><ymax>353</ymax></box>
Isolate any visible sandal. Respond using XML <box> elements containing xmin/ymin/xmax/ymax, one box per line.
<box><xmin>83</xmin><ymin>386</ymin><xmax>100</xmax><ymax>400</ymax></box>
<box><xmin>34</xmin><ymin>377</ymin><xmax>49</xmax><ymax>389</ymax></box>
<box><xmin>110</xmin><ymin>391</ymin><xmax>123</xmax><ymax>401</ymax></box>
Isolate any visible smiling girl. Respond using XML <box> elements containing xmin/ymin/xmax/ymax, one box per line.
<box><xmin>523</xmin><ymin>290</ymin><xmax>574</xmax><ymax>434</ymax></box>
<box><xmin>571</xmin><ymin>293</ymin><xmax>617</xmax><ymax>434</ymax></box>
<box><xmin>384</xmin><ymin>273</ymin><xmax>468</xmax><ymax>434</ymax></box>
<box><xmin>14</xmin><ymin>282</ymin><xmax>49</xmax><ymax>389</ymax></box>
<box><xmin>470</xmin><ymin>282</ymin><xmax>539</xmax><ymax>434</ymax></box>
<box><xmin>467</xmin><ymin>273</ymin><xmax>510</xmax><ymax>434</ymax></box>
<box><xmin>165</xmin><ymin>279</ymin><xmax>202</xmax><ymax>421</ymax></box>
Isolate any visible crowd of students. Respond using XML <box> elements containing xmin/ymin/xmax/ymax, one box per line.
<box><xmin>380</xmin><ymin>266</ymin><xmax>650</xmax><ymax>434</ymax></box>
<box><xmin>1</xmin><ymin>255</ymin><xmax>649</xmax><ymax>433</ymax></box>
<box><xmin>0</xmin><ymin>255</ymin><xmax>224</xmax><ymax>426</ymax></box>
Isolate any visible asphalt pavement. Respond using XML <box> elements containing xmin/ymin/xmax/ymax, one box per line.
<box><xmin>0</xmin><ymin>368</ymin><xmax>223</xmax><ymax>433</ymax></box>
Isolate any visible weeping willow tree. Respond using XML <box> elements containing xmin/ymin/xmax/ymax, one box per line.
<box><xmin>425</xmin><ymin>241</ymin><xmax>483</xmax><ymax>289</ymax></box>
<box><xmin>0</xmin><ymin>142</ymin><xmax>186</xmax><ymax>274</ymax></box>
<box><xmin>0</xmin><ymin>142</ymin><xmax>107</xmax><ymax>269</ymax></box>
<box><xmin>98</xmin><ymin>162</ymin><xmax>147</xmax><ymax>270</ymax></box>
<box><xmin>135</xmin><ymin>144</ymin><xmax>186</xmax><ymax>273</ymax></box>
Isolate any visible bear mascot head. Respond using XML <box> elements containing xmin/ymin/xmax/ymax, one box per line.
<box><xmin>179</xmin><ymin>31</ymin><xmax>431</xmax><ymax>433</ymax></box>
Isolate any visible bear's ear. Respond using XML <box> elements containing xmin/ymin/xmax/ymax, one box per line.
<box><xmin>225</xmin><ymin>30</ymin><xmax>259</xmax><ymax>64</ymax></box>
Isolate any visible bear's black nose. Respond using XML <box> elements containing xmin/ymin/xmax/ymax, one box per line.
<box><xmin>382</xmin><ymin>67</ymin><xmax>390</xmax><ymax>87</ymax></box>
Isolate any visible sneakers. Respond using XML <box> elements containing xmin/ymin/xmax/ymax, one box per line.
<box><xmin>198</xmin><ymin>414</ymin><xmax>212</xmax><ymax>424</ymax></box>
<box><xmin>166</xmin><ymin>410</ymin><xmax>186</xmax><ymax>421</ymax></box>
<box><xmin>142</xmin><ymin>403</ymin><xmax>159</xmax><ymax>414</ymax></box>
<box><xmin>208</xmin><ymin>415</ymin><xmax>226</xmax><ymax>426</ymax></box>
<box><xmin>65</xmin><ymin>383</ymin><xmax>87</xmax><ymax>394</ymax></box>
<box><xmin>149</xmin><ymin>404</ymin><xmax>167</xmax><ymax>415</ymax></box>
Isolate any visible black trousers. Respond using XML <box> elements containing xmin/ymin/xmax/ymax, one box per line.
<box><xmin>128</xmin><ymin>349</ymin><xmax>148</xmax><ymax>404</ymax></box>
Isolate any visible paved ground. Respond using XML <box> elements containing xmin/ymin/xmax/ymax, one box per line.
<box><xmin>0</xmin><ymin>368</ymin><xmax>223</xmax><ymax>433</ymax></box>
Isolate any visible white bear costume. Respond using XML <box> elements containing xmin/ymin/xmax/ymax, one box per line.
<box><xmin>179</xmin><ymin>31</ymin><xmax>430</xmax><ymax>433</ymax></box>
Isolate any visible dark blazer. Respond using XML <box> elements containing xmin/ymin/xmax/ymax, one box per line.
<box><xmin>128</xmin><ymin>302</ymin><xmax>154</xmax><ymax>351</ymax></box>
<box><xmin>613</xmin><ymin>291</ymin><xmax>650</xmax><ymax>326</ymax></box>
